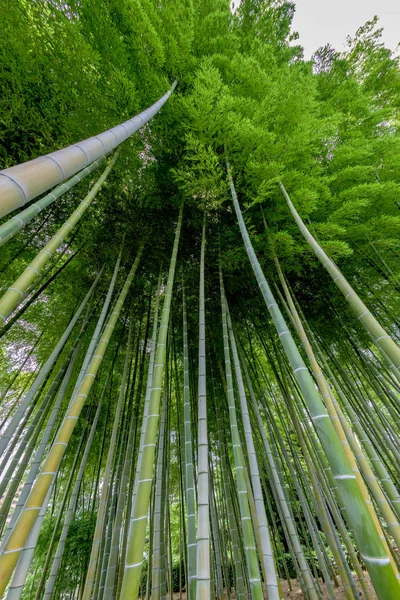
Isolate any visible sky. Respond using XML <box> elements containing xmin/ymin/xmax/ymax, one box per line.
<box><xmin>291</xmin><ymin>0</ymin><xmax>400</xmax><ymax>59</ymax></box>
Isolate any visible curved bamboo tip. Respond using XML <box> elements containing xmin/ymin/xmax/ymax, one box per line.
<box><xmin>278</xmin><ymin>180</ymin><xmax>290</xmax><ymax>201</ymax></box>
<box><xmin>171</xmin><ymin>80</ymin><xmax>178</xmax><ymax>91</ymax></box>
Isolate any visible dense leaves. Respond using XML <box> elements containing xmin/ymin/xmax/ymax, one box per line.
<box><xmin>1</xmin><ymin>0</ymin><xmax>400</xmax><ymax>597</ymax></box>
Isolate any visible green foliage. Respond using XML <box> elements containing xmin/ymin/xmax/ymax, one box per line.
<box><xmin>1</xmin><ymin>0</ymin><xmax>400</xmax><ymax>592</ymax></box>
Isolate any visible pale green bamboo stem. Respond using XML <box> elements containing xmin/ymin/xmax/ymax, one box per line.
<box><xmin>0</xmin><ymin>268</ymin><xmax>102</xmax><ymax>457</ymax></box>
<box><xmin>152</xmin><ymin>390</ymin><xmax>167</xmax><ymax>600</ymax></box>
<box><xmin>34</xmin><ymin>423</ymin><xmax>89</xmax><ymax>600</ymax></box>
<box><xmin>6</xmin><ymin>481</ymin><xmax>55</xmax><ymax>599</ymax></box>
<box><xmin>290</xmin><ymin>291</ymin><xmax>400</xmax><ymax>522</ymax></box>
<box><xmin>217</xmin><ymin>416</ymin><xmax>246</xmax><ymax>600</ymax></box>
<box><xmin>0</xmin><ymin>383</ymin><xmax>55</xmax><ymax>534</ymax></box>
<box><xmin>0</xmin><ymin>338</ymin><xmax>80</xmax><ymax>551</ymax></box>
<box><xmin>269</xmin><ymin>413</ymin><xmax>338</xmax><ymax>600</ymax></box>
<box><xmin>254</xmin><ymin>397</ymin><xmax>317</xmax><ymax>597</ymax></box>
<box><xmin>209</xmin><ymin>475</ymin><xmax>224</xmax><ymax>599</ymax></box>
<box><xmin>269</xmin><ymin>361</ymin><xmax>360</xmax><ymax>599</ymax></box>
<box><xmin>115</xmin><ymin>336</ymin><xmax>150</xmax><ymax>599</ymax></box>
<box><xmin>130</xmin><ymin>272</ymin><xmax>162</xmax><ymax>517</ymax></box>
<box><xmin>42</xmin><ymin>382</ymin><xmax>106</xmax><ymax>599</ymax></box>
<box><xmin>274</xmin><ymin>257</ymin><xmax>400</xmax><ymax>570</ymax></box>
<box><xmin>103</xmin><ymin>346</ymin><xmax>143</xmax><ymax>597</ymax></box>
<box><xmin>182</xmin><ymin>284</ymin><xmax>197</xmax><ymax>600</ymax></box>
<box><xmin>197</xmin><ymin>218</ymin><xmax>210</xmax><ymax>600</ymax></box>
<box><xmin>97</xmin><ymin>427</ymin><xmax>127</xmax><ymax>600</ymax></box>
<box><xmin>280</xmin><ymin>181</ymin><xmax>400</xmax><ymax>381</ymax></box>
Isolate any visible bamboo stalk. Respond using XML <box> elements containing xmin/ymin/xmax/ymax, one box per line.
<box><xmin>0</xmin><ymin>82</ymin><xmax>177</xmax><ymax>217</ymax></box>
<box><xmin>280</xmin><ymin>181</ymin><xmax>400</xmax><ymax>381</ymax></box>
<box><xmin>197</xmin><ymin>217</ymin><xmax>210</xmax><ymax>600</ymax></box>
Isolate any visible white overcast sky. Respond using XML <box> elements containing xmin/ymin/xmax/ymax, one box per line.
<box><xmin>291</xmin><ymin>0</ymin><xmax>400</xmax><ymax>58</ymax></box>
<box><xmin>232</xmin><ymin>1</ymin><xmax>400</xmax><ymax>59</ymax></box>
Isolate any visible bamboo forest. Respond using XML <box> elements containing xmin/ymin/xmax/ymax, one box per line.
<box><xmin>2</xmin><ymin>1</ymin><xmax>400</xmax><ymax>599</ymax></box>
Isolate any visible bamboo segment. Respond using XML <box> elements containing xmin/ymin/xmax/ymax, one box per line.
<box><xmin>32</xmin><ymin>425</ymin><xmax>88</xmax><ymax>600</ymax></box>
<box><xmin>250</xmin><ymin>382</ymin><xmax>320</xmax><ymax>599</ymax></box>
<box><xmin>6</xmin><ymin>483</ymin><xmax>55</xmax><ymax>599</ymax></box>
<box><xmin>182</xmin><ymin>284</ymin><xmax>197</xmax><ymax>600</ymax></box>
<box><xmin>130</xmin><ymin>273</ymin><xmax>163</xmax><ymax>518</ymax></box>
<box><xmin>104</xmin><ymin>310</ymin><xmax>149</xmax><ymax>597</ymax></box>
<box><xmin>0</xmin><ymin>245</ymin><xmax>143</xmax><ymax>595</ymax></box>
<box><xmin>0</xmin><ymin>151</ymin><xmax>119</xmax><ymax>327</ymax></box>
<box><xmin>0</xmin><ymin>82</ymin><xmax>177</xmax><ymax>217</ymax></box>
<box><xmin>0</xmin><ymin>156</ymin><xmax>106</xmax><ymax>247</ymax></box>
<box><xmin>0</xmin><ymin>382</ymin><xmax>54</xmax><ymax>532</ymax></box>
<box><xmin>197</xmin><ymin>218</ymin><xmax>210</xmax><ymax>600</ymax></box>
<box><xmin>217</xmin><ymin>415</ymin><xmax>246</xmax><ymax>600</ymax></box>
<box><xmin>227</xmin><ymin>159</ymin><xmax>400</xmax><ymax>600</ymax></box>
<box><xmin>152</xmin><ymin>391</ymin><xmax>167</xmax><ymax>600</ymax></box>
<box><xmin>120</xmin><ymin>204</ymin><xmax>183</xmax><ymax>600</ymax></box>
<box><xmin>279</xmin><ymin>181</ymin><xmax>400</xmax><ymax>379</ymax></box>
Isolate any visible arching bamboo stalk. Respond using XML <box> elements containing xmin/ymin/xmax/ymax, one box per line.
<box><xmin>0</xmin><ymin>82</ymin><xmax>177</xmax><ymax>217</ymax></box>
